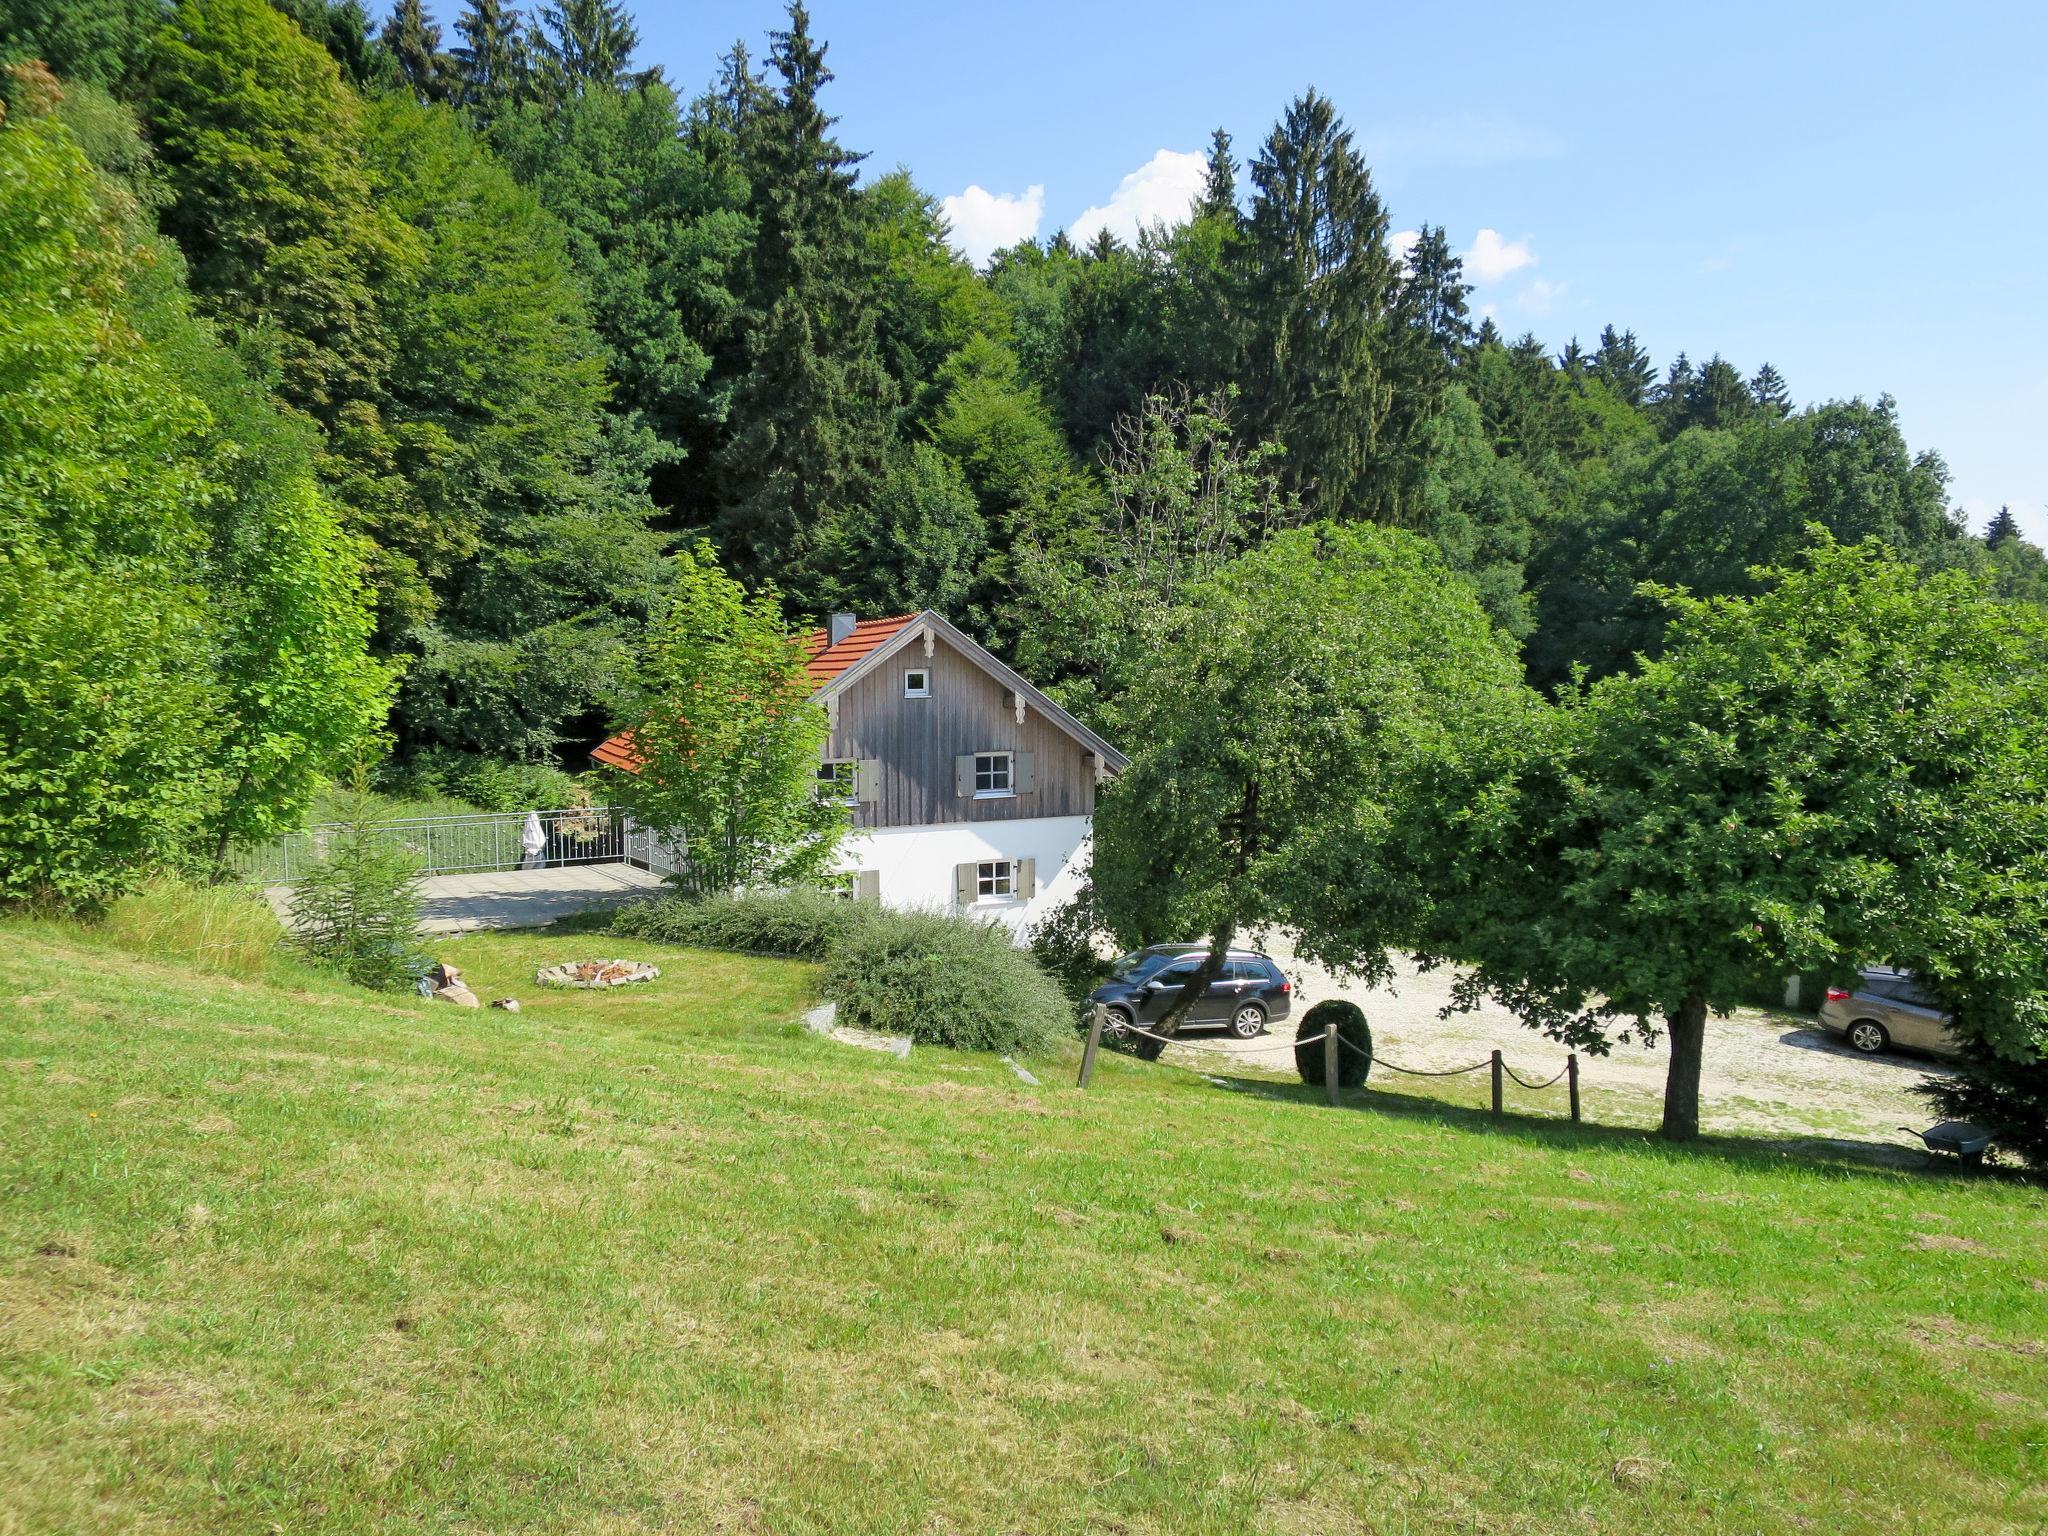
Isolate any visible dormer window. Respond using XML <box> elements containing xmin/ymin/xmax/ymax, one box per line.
<box><xmin>903</xmin><ymin>668</ymin><xmax>930</xmax><ymax>698</ymax></box>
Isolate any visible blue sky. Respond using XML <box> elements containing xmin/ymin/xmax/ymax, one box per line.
<box><xmin>604</xmin><ymin>2</ymin><xmax>2042</xmax><ymax>537</ymax></box>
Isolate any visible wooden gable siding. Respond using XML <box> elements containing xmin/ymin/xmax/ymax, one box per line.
<box><xmin>823</xmin><ymin>633</ymin><xmax>1097</xmax><ymax>829</ymax></box>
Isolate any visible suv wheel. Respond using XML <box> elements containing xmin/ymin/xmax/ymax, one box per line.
<box><xmin>1847</xmin><ymin>1019</ymin><xmax>1889</xmax><ymax>1054</ymax></box>
<box><xmin>1230</xmin><ymin>1002</ymin><xmax>1266</xmax><ymax>1040</ymax></box>
<box><xmin>1103</xmin><ymin>1005</ymin><xmax>1135</xmax><ymax>1042</ymax></box>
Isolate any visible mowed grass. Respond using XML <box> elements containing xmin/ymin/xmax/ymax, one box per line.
<box><xmin>2</xmin><ymin>924</ymin><xmax>2045</xmax><ymax>1535</ymax></box>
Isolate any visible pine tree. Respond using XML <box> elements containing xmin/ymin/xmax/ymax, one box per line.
<box><xmin>713</xmin><ymin>2</ymin><xmax>896</xmax><ymax>605</ymax></box>
<box><xmin>1379</xmin><ymin>223</ymin><xmax>1470</xmax><ymax>519</ymax></box>
<box><xmin>1986</xmin><ymin>505</ymin><xmax>2021</xmax><ymax>548</ymax></box>
<box><xmin>381</xmin><ymin>0</ymin><xmax>452</xmax><ymax>103</ymax></box>
<box><xmin>1198</xmin><ymin>126</ymin><xmax>1236</xmax><ymax>218</ymax></box>
<box><xmin>1238</xmin><ymin>89</ymin><xmax>1397</xmax><ymax>520</ymax></box>
<box><xmin>1557</xmin><ymin>337</ymin><xmax>1587</xmax><ymax>381</ymax></box>
<box><xmin>1588</xmin><ymin>324</ymin><xmax>1654</xmax><ymax>406</ymax></box>
<box><xmin>1749</xmin><ymin>361</ymin><xmax>1792</xmax><ymax>418</ymax></box>
<box><xmin>1652</xmin><ymin>351</ymin><xmax>1696</xmax><ymax>435</ymax></box>
<box><xmin>452</xmin><ymin>0</ymin><xmax>531</xmax><ymax>115</ymax></box>
<box><xmin>534</xmin><ymin>0</ymin><xmax>644</xmax><ymax>98</ymax></box>
<box><xmin>1685</xmin><ymin>354</ymin><xmax>1754</xmax><ymax>431</ymax></box>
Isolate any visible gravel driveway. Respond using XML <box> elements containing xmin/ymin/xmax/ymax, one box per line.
<box><xmin>1159</xmin><ymin>948</ymin><xmax>1955</xmax><ymax>1154</ymax></box>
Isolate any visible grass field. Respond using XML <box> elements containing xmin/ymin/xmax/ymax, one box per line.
<box><xmin>3</xmin><ymin>919</ymin><xmax>2045</xmax><ymax>1534</ymax></box>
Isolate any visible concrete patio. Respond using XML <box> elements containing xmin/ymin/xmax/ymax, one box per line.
<box><xmin>269</xmin><ymin>862</ymin><xmax>668</xmax><ymax>935</ymax></box>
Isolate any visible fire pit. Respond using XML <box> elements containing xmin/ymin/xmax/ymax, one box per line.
<box><xmin>535</xmin><ymin>959</ymin><xmax>661</xmax><ymax>989</ymax></box>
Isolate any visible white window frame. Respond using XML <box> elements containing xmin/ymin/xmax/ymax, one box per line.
<box><xmin>976</xmin><ymin>859</ymin><xmax>1015</xmax><ymax>901</ymax></box>
<box><xmin>815</xmin><ymin>758</ymin><xmax>858</xmax><ymax>806</ymax></box>
<box><xmin>973</xmin><ymin>751</ymin><xmax>1014</xmax><ymax>799</ymax></box>
<box><xmin>903</xmin><ymin>668</ymin><xmax>930</xmax><ymax>698</ymax></box>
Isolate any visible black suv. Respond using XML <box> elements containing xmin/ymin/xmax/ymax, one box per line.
<box><xmin>1087</xmin><ymin>944</ymin><xmax>1295</xmax><ymax>1040</ymax></box>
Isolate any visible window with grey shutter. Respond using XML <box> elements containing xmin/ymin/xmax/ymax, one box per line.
<box><xmin>955</xmin><ymin>862</ymin><xmax>976</xmax><ymax>906</ymax></box>
<box><xmin>856</xmin><ymin>869</ymin><xmax>881</xmax><ymax>903</ymax></box>
<box><xmin>1017</xmin><ymin>857</ymin><xmax>1036</xmax><ymax>897</ymax></box>
<box><xmin>955</xmin><ymin>755</ymin><xmax>974</xmax><ymax>798</ymax></box>
<box><xmin>1013</xmin><ymin>753</ymin><xmax>1035</xmax><ymax>794</ymax></box>
<box><xmin>855</xmin><ymin>759</ymin><xmax>880</xmax><ymax>804</ymax></box>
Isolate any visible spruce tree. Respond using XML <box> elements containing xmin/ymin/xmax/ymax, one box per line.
<box><xmin>713</xmin><ymin>2</ymin><xmax>896</xmax><ymax>606</ymax></box>
<box><xmin>1749</xmin><ymin>361</ymin><xmax>1792</xmax><ymax>418</ymax></box>
<box><xmin>1380</xmin><ymin>223</ymin><xmax>1470</xmax><ymax>518</ymax></box>
<box><xmin>1238</xmin><ymin>89</ymin><xmax>1397</xmax><ymax>520</ymax></box>
<box><xmin>380</xmin><ymin>0</ymin><xmax>452</xmax><ymax>102</ymax></box>
<box><xmin>1198</xmin><ymin>126</ymin><xmax>1236</xmax><ymax>217</ymax></box>
<box><xmin>534</xmin><ymin>0</ymin><xmax>643</xmax><ymax>99</ymax></box>
<box><xmin>452</xmin><ymin>0</ymin><xmax>530</xmax><ymax>115</ymax></box>
<box><xmin>1653</xmin><ymin>351</ymin><xmax>1696</xmax><ymax>435</ymax></box>
<box><xmin>1986</xmin><ymin>505</ymin><xmax>2021</xmax><ymax>548</ymax></box>
<box><xmin>1685</xmin><ymin>354</ymin><xmax>1754</xmax><ymax>431</ymax></box>
<box><xmin>1588</xmin><ymin>324</ymin><xmax>1654</xmax><ymax>406</ymax></box>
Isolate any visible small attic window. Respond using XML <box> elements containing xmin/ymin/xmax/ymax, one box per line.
<box><xmin>903</xmin><ymin>669</ymin><xmax>930</xmax><ymax>698</ymax></box>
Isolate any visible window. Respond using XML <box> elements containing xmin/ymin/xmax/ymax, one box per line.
<box><xmin>976</xmin><ymin>860</ymin><xmax>1014</xmax><ymax>900</ymax></box>
<box><xmin>903</xmin><ymin>668</ymin><xmax>929</xmax><ymax>698</ymax></box>
<box><xmin>816</xmin><ymin>759</ymin><xmax>858</xmax><ymax>804</ymax></box>
<box><xmin>973</xmin><ymin>751</ymin><xmax>1013</xmax><ymax>797</ymax></box>
<box><xmin>1154</xmin><ymin>958</ymin><xmax>1200</xmax><ymax>985</ymax></box>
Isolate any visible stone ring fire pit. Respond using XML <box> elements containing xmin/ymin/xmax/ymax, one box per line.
<box><xmin>535</xmin><ymin>959</ymin><xmax>661</xmax><ymax>989</ymax></box>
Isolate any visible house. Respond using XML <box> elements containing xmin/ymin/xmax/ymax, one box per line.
<box><xmin>593</xmin><ymin>610</ymin><xmax>1127</xmax><ymax>935</ymax></box>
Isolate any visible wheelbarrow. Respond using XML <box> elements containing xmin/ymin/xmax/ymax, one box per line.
<box><xmin>1897</xmin><ymin>1121</ymin><xmax>1993</xmax><ymax>1167</ymax></box>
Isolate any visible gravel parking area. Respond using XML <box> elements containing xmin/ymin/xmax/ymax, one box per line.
<box><xmin>1160</xmin><ymin>948</ymin><xmax>1955</xmax><ymax>1155</ymax></box>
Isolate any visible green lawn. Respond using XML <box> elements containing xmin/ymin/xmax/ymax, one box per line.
<box><xmin>3</xmin><ymin>923</ymin><xmax>2044</xmax><ymax>1534</ymax></box>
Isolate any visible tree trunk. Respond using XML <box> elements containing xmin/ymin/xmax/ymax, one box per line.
<box><xmin>1135</xmin><ymin>922</ymin><xmax>1235</xmax><ymax>1061</ymax></box>
<box><xmin>1660</xmin><ymin>990</ymin><xmax>1709</xmax><ymax>1142</ymax></box>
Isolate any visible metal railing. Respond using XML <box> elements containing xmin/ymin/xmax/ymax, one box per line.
<box><xmin>236</xmin><ymin>807</ymin><xmax>630</xmax><ymax>884</ymax></box>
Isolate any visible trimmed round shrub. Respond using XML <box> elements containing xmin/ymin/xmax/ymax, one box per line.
<box><xmin>1295</xmin><ymin>999</ymin><xmax>1373</xmax><ymax>1088</ymax></box>
<box><xmin>823</xmin><ymin>909</ymin><xmax>1072</xmax><ymax>1055</ymax></box>
<box><xmin>611</xmin><ymin>888</ymin><xmax>872</xmax><ymax>959</ymax></box>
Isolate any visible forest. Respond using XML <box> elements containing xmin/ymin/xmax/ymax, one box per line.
<box><xmin>3</xmin><ymin>0</ymin><xmax>2044</xmax><ymax>905</ymax></box>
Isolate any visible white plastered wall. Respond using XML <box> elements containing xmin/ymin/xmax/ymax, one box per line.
<box><xmin>834</xmin><ymin>815</ymin><xmax>1094</xmax><ymax>940</ymax></box>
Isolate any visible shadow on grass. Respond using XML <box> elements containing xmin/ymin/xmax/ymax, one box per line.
<box><xmin>1200</xmin><ymin>1069</ymin><xmax>2025</xmax><ymax>1188</ymax></box>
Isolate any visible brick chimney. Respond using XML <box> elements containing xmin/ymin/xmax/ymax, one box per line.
<box><xmin>827</xmin><ymin>612</ymin><xmax>858</xmax><ymax>647</ymax></box>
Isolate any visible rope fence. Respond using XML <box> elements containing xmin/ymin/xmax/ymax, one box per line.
<box><xmin>1077</xmin><ymin>1004</ymin><xmax>1584</xmax><ymax>1124</ymax></box>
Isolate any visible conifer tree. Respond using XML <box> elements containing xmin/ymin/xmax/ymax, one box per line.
<box><xmin>1749</xmin><ymin>361</ymin><xmax>1792</xmax><ymax>417</ymax></box>
<box><xmin>380</xmin><ymin>0</ymin><xmax>452</xmax><ymax>102</ymax></box>
<box><xmin>1588</xmin><ymin>324</ymin><xmax>1655</xmax><ymax>406</ymax></box>
<box><xmin>1238</xmin><ymin>89</ymin><xmax>1397</xmax><ymax>520</ymax></box>
<box><xmin>1685</xmin><ymin>354</ymin><xmax>1754</xmax><ymax>431</ymax></box>
<box><xmin>534</xmin><ymin>0</ymin><xmax>644</xmax><ymax>99</ymax></box>
<box><xmin>713</xmin><ymin>2</ymin><xmax>895</xmax><ymax>606</ymax></box>
<box><xmin>1198</xmin><ymin>126</ymin><xmax>1236</xmax><ymax>217</ymax></box>
<box><xmin>452</xmin><ymin>0</ymin><xmax>530</xmax><ymax>114</ymax></box>
<box><xmin>1986</xmin><ymin>505</ymin><xmax>2021</xmax><ymax>548</ymax></box>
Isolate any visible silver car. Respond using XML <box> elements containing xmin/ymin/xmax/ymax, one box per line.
<box><xmin>1818</xmin><ymin>969</ymin><xmax>1962</xmax><ymax>1058</ymax></box>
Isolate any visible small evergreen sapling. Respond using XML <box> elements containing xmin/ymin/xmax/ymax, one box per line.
<box><xmin>290</xmin><ymin>783</ymin><xmax>426</xmax><ymax>991</ymax></box>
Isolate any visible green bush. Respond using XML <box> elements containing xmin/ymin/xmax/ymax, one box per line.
<box><xmin>1295</xmin><ymin>999</ymin><xmax>1373</xmax><ymax>1088</ymax></box>
<box><xmin>612</xmin><ymin>887</ymin><xmax>873</xmax><ymax>959</ymax></box>
<box><xmin>378</xmin><ymin>749</ymin><xmax>584</xmax><ymax>815</ymax></box>
<box><xmin>823</xmin><ymin>908</ymin><xmax>1072</xmax><ymax>1055</ymax></box>
<box><xmin>1025</xmin><ymin>891</ymin><xmax>1112</xmax><ymax>1006</ymax></box>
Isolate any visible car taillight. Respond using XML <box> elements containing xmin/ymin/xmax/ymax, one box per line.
<box><xmin>1279</xmin><ymin>979</ymin><xmax>1291</xmax><ymax>994</ymax></box>
<box><xmin>1825</xmin><ymin>987</ymin><xmax>1851</xmax><ymax>1002</ymax></box>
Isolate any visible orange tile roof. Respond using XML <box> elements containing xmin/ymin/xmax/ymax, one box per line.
<box><xmin>591</xmin><ymin>614</ymin><xmax>918</xmax><ymax>774</ymax></box>
<box><xmin>590</xmin><ymin>730</ymin><xmax>641</xmax><ymax>772</ymax></box>
<box><xmin>801</xmin><ymin>613</ymin><xmax>918</xmax><ymax>684</ymax></box>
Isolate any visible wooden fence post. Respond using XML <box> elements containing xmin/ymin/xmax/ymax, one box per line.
<box><xmin>1567</xmin><ymin>1052</ymin><xmax>1581</xmax><ymax>1123</ymax></box>
<box><xmin>1324</xmin><ymin>1015</ymin><xmax>1340</xmax><ymax>1107</ymax></box>
<box><xmin>1078</xmin><ymin>1003</ymin><xmax>1105</xmax><ymax>1090</ymax></box>
<box><xmin>1490</xmin><ymin>1050</ymin><xmax>1504</xmax><ymax>1118</ymax></box>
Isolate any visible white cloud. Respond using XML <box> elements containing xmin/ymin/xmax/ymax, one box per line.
<box><xmin>1387</xmin><ymin>228</ymin><xmax>1421</xmax><ymax>272</ymax></box>
<box><xmin>1518</xmin><ymin>278</ymin><xmax>1564</xmax><ymax>315</ymax></box>
<box><xmin>1069</xmin><ymin>149</ymin><xmax>1208</xmax><ymax>247</ymax></box>
<box><xmin>1463</xmin><ymin>228</ymin><xmax>1536</xmax><ymax>283</ymax></box>
<box><xmin>939</xmin><ymin>184</ymin><xmax>1045</xmax><ymax>268</ymax></box>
